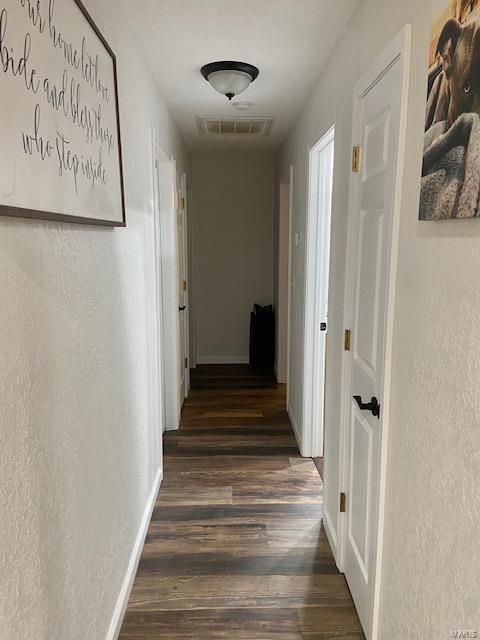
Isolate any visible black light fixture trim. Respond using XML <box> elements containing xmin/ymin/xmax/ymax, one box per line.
<box><xmin>201</xmin><ymin>61</ymin><xmax>260</xmax><ymax>100</ymax></box>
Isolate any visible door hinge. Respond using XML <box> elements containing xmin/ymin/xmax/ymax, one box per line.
<box><xmin>352</xmin><ymin>145</ymin><xmax>361</xmax><ymax>173</ymax></box>
<box><xmin>181</xmin><ymin>197</ymin><xmax>185</xmax><ymax>210</ymax></box>
<box><xmin>183</xmin><ymin>280</ymin><xmax>187</xmax><ymax>291</ymax></box>
<box><xmin>184</xmin><ymin>357</ymin><xmax>188</xmax><ymax>369</ymax></box>
<box><xmin>340</xmin><ymin>492</ymin><xmax>347</xmax><ymax>513</ymax></box>
<box><xmin>344</xmin><ymin>329</ymin><xmax>351</xmax><ymax>352</ymax></box>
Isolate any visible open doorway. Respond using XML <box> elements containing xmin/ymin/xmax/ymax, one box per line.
<box><xmin>190</xmin><ymin>151</ymin><xmax>275</xmax><ymax>367</ymax></box>
<box><xmin>176</xmin><ymin>172</ymin><xmax>190</xmax><ymax>403</ymax></box>
<box><xmin>303</xmin><ymin>127</ymin><xmax>335</xmax><ymax>460</ymax></box>
<box><xmin>276</xmin><ymin>166</ymin><xmax>293</xmax><ymax>389</ymax></box>
<box><xmin>152</xmin><ymin>149</ymin><xmax>167</xmax><ymax>441</ymax></box>
<box><xmin>153</xmin><ymin>140</ymin><xmax>182</xmax><ymax>431</ymax></box>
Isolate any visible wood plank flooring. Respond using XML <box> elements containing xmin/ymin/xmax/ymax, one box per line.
<box><xmin>119</xmin><ymin>365</ymin><xmax>364</xmax><ymax>639</ymax></box>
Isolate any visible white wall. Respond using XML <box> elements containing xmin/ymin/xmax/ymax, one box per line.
<box><xmin>0</xmin><ymin>1</ymin><xmax>189</xmax><ymax>638</ymax></box>
<box><xmin>192</xmin><ymin>151</ymin><xmax>275</xmax><ymax>363</ymax></box>
<box><xmin>279</xmin><ymin>1</ymin><xmax>480</xmax><ymax>637</ymax></box>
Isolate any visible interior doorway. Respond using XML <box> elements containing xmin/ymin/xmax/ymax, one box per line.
<box><xmin>152</xmin><ymin>149</ymin><xmax>168</xmax><ymax>439</ymax></box>
<box><xmin>303</xmin><ymin>127</ymin><xmax>335</xmax><ymax>459</ymax></box>
<box><xmin>176</xmin><ymin>172</ymin><xmax>190</xmax><ymax>403</ymax></box>
<box><xmin>153</xmin><ymin>139</ymin><xmax>181</xmax><ymax>431</ymax></box>
<box><xmin>276</xmin><ymin>166</ymin><xmax>293</xmax><ymax>387</ymax></box>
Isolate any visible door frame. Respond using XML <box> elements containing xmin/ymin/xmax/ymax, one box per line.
<box><xmin>285</xmin><ymin>165</ymin><xmax>294</xmax><ymax>411</ymax></box>
<box><xmin>303</xmin><ymin>126</ymin><xmax>335</xmax><ymax>458</ymax></box>
<box><xmin>276</xmin><ymin>167</ymin><xmax>293</xmax><ymax>386</ymax></box>
<box><xmin>180</xmin><ymin>172</ymin><xmax>190</xmax><ymax>395</ymax></box>
<box><xmin>186</xmin><ymin>175</ymin><xmax>197</xmax><ymax>370</ymax></box>
<box><xmin>336</xmin><ymin>25</ymin><xmax>411</xmax><ymax>639</ymax></box>
<box><xmin>147</xmin><ymin>140</ymin><xmax>167</xmax><ymax>479</ymax></box>
<box><xmin>151</xmin><ymin>146</ymin><xmax>167</xmax><ymax>442</ymax></box>
<box><xmin>152</xmin><ymin>133</ymin><xmax>181</xmax><ymax>431</ymax></box>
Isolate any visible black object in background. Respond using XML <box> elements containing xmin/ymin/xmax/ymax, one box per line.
<box><xmin>249</xmin><ymin>304</ymin><xmax>275</xmax><ymax>371</ymax></box>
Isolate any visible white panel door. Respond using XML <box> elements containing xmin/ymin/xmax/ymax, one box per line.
<box><xmin>176</xmin><ymin>175</ymin><xmax>188</xmax><ymax>405</ymax></box>
<box><xmin>343</xmin><ymin>29</ymin><xmax>410</xmax><ymax>639</ymax></box>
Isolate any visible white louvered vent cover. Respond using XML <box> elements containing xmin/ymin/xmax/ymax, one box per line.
<box><xmin>196</xmin><ymin>116</ymin><xmax>275</xmax><ymax>137</ymax></box>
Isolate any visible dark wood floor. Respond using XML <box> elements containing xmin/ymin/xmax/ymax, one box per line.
<box><xmin>189</xmin><ymin>363</ymin><xmax>279</xmax><ymax>390</ymax></box>
<box><xmin>119</xmin><ymin>365</ymin><xmax>364</xmax><ymax>639</ymax></box>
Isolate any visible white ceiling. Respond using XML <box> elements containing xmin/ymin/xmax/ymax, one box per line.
<box><xmin>122</xmin><ymin>0</ymin><xmax>360</xmax><ymax>150</ymax></box>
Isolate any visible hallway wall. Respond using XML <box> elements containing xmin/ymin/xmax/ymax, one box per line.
<box><xmin>279</xmin><ymin>1</ymin><xmax>480</xmax><ymax>638</ymax></box>
<box><xmin>0</xmin><ymin>1</ymin><xmax>189</xmax><ymax>639</ymax></box>
<box><xmin>192</xmin><ymin>151</ymin><xmax>275</xmax><ymax>363</ymax></box>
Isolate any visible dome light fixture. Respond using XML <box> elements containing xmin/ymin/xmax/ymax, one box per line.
<box><xmin>201</xmin><ymin>61</ymin><xmax>259</xmax><ymax>101</ymax></box>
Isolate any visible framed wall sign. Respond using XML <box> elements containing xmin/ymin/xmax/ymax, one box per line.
<box><xmin>0</xmin><ymin>0</ymin><xmax>126</xmax><ymax>226</ymax></box>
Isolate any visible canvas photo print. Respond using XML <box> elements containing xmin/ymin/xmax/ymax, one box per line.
<box><xmin>420</xmin><ymin>0</ymin><xmax>480</xmax><ymax>220</ymax></box>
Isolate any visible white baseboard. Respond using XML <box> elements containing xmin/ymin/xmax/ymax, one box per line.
<box><xmin>287</xmin><ymin>406</ymin><xmax>305</xmax><ymax>457</ymax></box>
<box><xmin>197</xmin><ymin>355</ymin><xmax>249</xmax><ymax>364</ymax></box>
<box><xmin>323</xmin><ymin>506</ymin><xmax>340</xmax><ymax>568</ymax></box>
<box><xmin>106</xmin><ymin>467</ymin><xmax>162</xmax><ymax>640</ymax></box>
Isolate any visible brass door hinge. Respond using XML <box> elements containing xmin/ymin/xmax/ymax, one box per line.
<box><xmin>352</xmin><ymin>145</ymin><xmax>361</xmax><ymax>173</ymax></box>
<box><xmin>340</xmin><ymin>492</ymin><xmax>347</xmax><ymax>513</ymax></box>
<box><xmin>344</xmin><ymin>329</ymin><xmax>351</xmax><ymax>352</ymax></box>
<box><xmin>183</xmin><ymin>280</ymin><xmax>187</xmax><ymax>291</ymax></box>
<box><xmin>184</xmin><ymin>357</ymin><xmax>188</xmax><ymax>369</ymax></box>
<box><xmin>181</xmin><ymin>197</ymin><xmax>185</xmax><ymax>210</ymax></box>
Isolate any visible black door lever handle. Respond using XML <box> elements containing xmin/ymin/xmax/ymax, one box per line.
<box><xmin>353</xmin><ymin>395</ymin><xmax>380</xmax><ymax>419</ymax></box>
<box><xmin>179</xmin><ymin>306</ymin><xmax>186</xmax><ymax>311</ymax></box>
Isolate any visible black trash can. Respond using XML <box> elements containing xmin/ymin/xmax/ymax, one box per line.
<box><xmin>249</xmin><ymin>304</ymin><xmax>275</xmax><ymax>371</ymax></box>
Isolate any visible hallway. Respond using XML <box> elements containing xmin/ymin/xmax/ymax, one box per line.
<box><xmin>119</xmin><ymin>366</ymin><xmax>363</xmax><ymax>639</ymax></box>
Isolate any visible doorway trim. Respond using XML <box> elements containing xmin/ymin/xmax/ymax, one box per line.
<box><xmin>152</xmin><ymin>134</ymin><xmax>181</xmax><ymax>432</ymax></box>
<box><xmin>186</xmin><ymin>175</ymin><xmax>197</xmax><ymax>370</ymax></box>
<box><xmin>180</xmin><ymin>172</ymin><xmax>191</xmax><ymax>397</ymax></box>
<box><xmin>151</xmin><ymin>144</ymin><xmax>167</xmax><ymax>443</ymax></box>
<box><xmin>285</xmin><ymin>165</ymin><xmax>294</xmax><ymax>411</ymax></box>
<box><xmin>303</xmin><ymin>126</ymin><xmax>335</xmax><ymax>458</ymax></box>
<box><xmin>336</xmin><ymin>25</ymin><xmax>411</xmax><ymax>639</ymax></box>
<box><xmin>276</xmin><ymin>166</ymin><xmax>293</xmax><ymax>387</ymax></box>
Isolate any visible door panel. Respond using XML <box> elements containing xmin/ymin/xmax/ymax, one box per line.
<box><xmin>355</xmin><ymin>209</ymin><xmax>384</xmax><ymax>371</ymax></box>
<box><xmin>363</xmin><ymin>110</ymin><xmax>390</xmax><ymax>180</ymax></box>
<box><xmin>342</xmin><ymin>31</ymin><xmax>409</xmax><ymax>639</ymax></box>
<box><xmin>349</xmin><ymin>411</ymin><xmax>373</xmax><ymax>576</ymax></box>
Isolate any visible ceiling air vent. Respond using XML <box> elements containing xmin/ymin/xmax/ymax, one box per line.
<box><xmin>196</xmin><ymin>116</ymin><xmax>274</xmax><ymax>137</ymax></box>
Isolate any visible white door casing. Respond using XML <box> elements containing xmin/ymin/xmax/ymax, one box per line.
<box><xmin>285</xmin><ymin>165</ymin><xmax>294</xmax><ymax>412</ymax></box>
<box><xmin>186</xmin><ymin>179</ymin><xmax>197</xmax><ymax>370</ymax></box>
<box><xmin>176</xmin><ymin>173</ymin><xmax>189</xmax><ymax>404</ymax></box>
<box><xmin>154</xmin><ymin>142</ymin><xmax>181</xmax><ymax>431</ymax></box>
<box><xmin>152</xmin><ymin>151</ymin><xmax>167</xmax><ymax>440</ymax></box>
<box><xmin>303</xmin><ymin>126</ymin><xmax>335</xmax><ymax>458</ymax></box>
<box><xmin>181</xmin><ymin>173</ymin><xmax>190</xmax><ymax>395</ymax></box>
<box><xmin>277</xmin><ymin>171</ymin><xmax>292</xmax><ymax>385</ymax></box>
<box><xmin>339</xmin><ymin>26</ymin><xmax>411</xmax><ymax>640</ymax></box>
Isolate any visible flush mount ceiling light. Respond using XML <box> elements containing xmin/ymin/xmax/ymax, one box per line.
<box><xmin>200</xmin><ymin>61</ymin><xmax>259</xmax><ymax>101</ymax></box>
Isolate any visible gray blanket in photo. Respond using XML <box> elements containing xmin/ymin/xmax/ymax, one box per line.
<box><xmin>420</xmin><ymin>112</ymin><xmax>480</xmax><ymax>220</ymax></box>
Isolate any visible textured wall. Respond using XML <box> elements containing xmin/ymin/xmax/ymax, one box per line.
<box><xmin>192</xmin><ymin>151</ymin><xmax>275</xmax><ymax>362</ymax></box>
<box><xmin>279</xmin><ymin>0</ymin><xmax>480</xmax><ymax>637</ymax></box>
<box><xmin>0</xmin><ymin>0</ymin><xmax>189</xmax><ymax>638</ymax></box>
